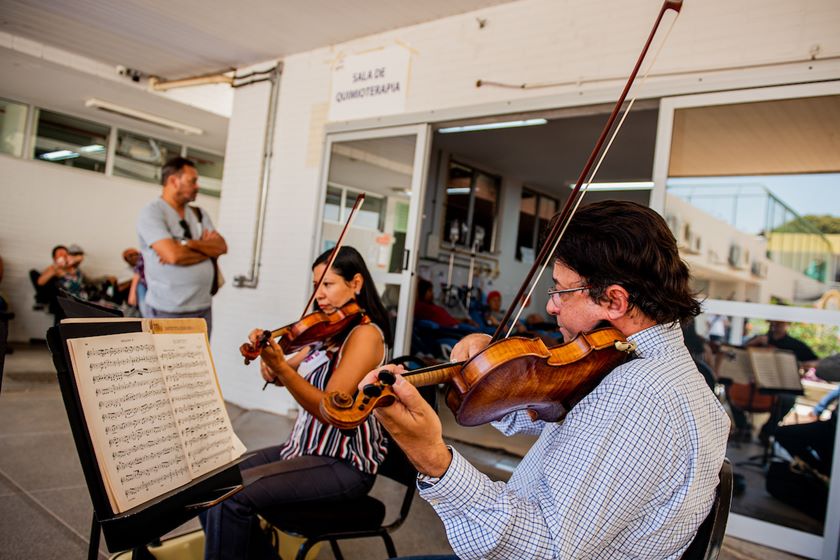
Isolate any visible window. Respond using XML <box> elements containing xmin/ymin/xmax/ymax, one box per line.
<box><xmin>33</xmin><ymin>109</ymin><xmax>109</xmax><ymax>172</ymax></box>
<box><xmin>442</xmin><ymin>160</ymin><xmax>500</xmax><ymax>252</ymax></box>
<box><xmin>0</xmin><ymin>98</ymin><xmax>27</xmax><ymax>157</ymax></box>
<box><xmin>323</xmin><ymin>183</ymin><xmax>385</xmax><ymax>230</ymax></box>
<box><xmin>516</xmin><ymin>188</ymin><xmax>559</xmax><ymax>262</ymax></box>
<box><xmin>187</xmin><ymin>147</ymin><xmax>224</xmax><ymax>196</ymax></box>
<box><xmin>113</xmin><ymin>130</ymin><xmax>182</xmax><ymax>184</ymax></box>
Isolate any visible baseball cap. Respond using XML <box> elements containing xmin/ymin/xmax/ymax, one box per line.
<box><xmin>68</xmin><ymin>244</ymin><xmax>85</xmax><ymax>255</ymax></box>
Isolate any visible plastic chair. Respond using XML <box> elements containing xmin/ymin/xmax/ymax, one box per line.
<box><xmin>261</xmin><ymin>360</ymin><xmax>438</xmax><ymax>560</ymax></box>
<box><xmin>680</xmin><ymin>458</ymin><xmax>733</xmax><ymax>560</ymax></box>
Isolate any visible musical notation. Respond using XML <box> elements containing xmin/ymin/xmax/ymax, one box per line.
<box><xmin>68</xmin><ymin>330</ymin><xmax>243</xmax><ymax>513</ymax></box>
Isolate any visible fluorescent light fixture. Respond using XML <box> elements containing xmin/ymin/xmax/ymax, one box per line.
<box><xmin>569</xmin><ymin>181</ymin><xmax>655</xmax><ymax>191</ymax></box>
<box><xmin>79</xmin><ymin>144</ymin><xmax>106</xmax><ymax>153</ymax></box>
<box><xmin>40</xmin><ymin>150</ymin><xmax>80</xmax><ymax>161</ymax></box>
<box><xmin>85</xmin><ymin>98</ymin><xmax>204</xmax><ymax>136</ymax></box>
<box><xmin>446</xmin><ymin>187</ymin><xmax>471</xmax><ymax>195</ymax></box>
<box><xmin>438</xmin><ymin>118</ymin><xmax>547</xmax><ymax>134</ymax></box>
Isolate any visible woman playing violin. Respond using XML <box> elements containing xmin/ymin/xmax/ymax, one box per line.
<box><xmin>202</xmin><ymin>246</ymin><xmax>392</xmax><ymax>560</ymax></box>
<box><xmin>360</xmin><ymin>201</ymin><xmax>730</xmax><ymax>559</ymax></box>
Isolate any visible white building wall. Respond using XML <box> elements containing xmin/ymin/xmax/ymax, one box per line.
<box><xmin>0</xmin><ymin>155</ymin><xmax>220</xmax><ymax>342</ymax></box>
<box><xmin>212</xmin><ymin>0</ymin><xmax>840</xmax><ymax>412</ymax></box>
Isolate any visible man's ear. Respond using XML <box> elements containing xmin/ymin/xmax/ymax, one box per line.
<box><xmin>602</xmin><ymin>284</ymin><xmax>631</xmax><ymax>320</ymax></box>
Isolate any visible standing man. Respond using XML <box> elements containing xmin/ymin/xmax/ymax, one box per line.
<box><xmin>137</xmin><ymin>156</ymin><xmax>227</xmax><ymax>335</ymax></box>
<box><xmin>359</xmin><ymin>201</ymin><xmax>729</xmax><ymax>559</ymax></box>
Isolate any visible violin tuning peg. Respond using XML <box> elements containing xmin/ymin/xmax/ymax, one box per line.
<box><xmin>363</xmin><ymin>384</ymin><xmax>383</xmax><ymax>398</ymax></box>
<box><xmin>377</xmin><ymin>370</ymin><xmax>396</xmax><ymax>386</ymax></box>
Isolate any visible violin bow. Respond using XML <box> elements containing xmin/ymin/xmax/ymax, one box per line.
<box><xmin>258</xmin><ymin>193</ymin><xmax>364</xmax><ymax>387</ymax></box>
<box><xmin>301</xmin><ymin>193</ymin><xmax>365</xmax><ymax>320</ymax></box>
<box><xmin>493</xmin><ymin>0</ymin><xmax>684</xmax><ymax>343</ymax></box>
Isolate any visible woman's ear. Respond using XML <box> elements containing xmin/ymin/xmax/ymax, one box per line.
<box><xmin>352</xmin><ymin>273</ymin><xmax>364</xmax><ymax>296</ymax></box>
<box><xmin>602</xmin><ymin>284</ymin><xmax>630</xmax><ymax>320</ymax></box>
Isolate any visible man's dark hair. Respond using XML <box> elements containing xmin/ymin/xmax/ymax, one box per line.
<box><xmin>161</xmin><ymin>156</ymin><xmax>196</xmax><ymax>186</ymax></box>
<box><xmin>51</xmin><ymin>245</ymin><xmax>68</xmax><ymax>259</ymax></box>
<box><xmin>548</xmin><ymin>200</ymin><xmax>701</xmax><ymax>324</ymax></box>
<box><xmin>312</xmin><ymin>246</ymin><xmax>393</xmax><ymax>347</ymax></box>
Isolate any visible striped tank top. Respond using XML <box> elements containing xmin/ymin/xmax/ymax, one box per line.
<box><xmin>276</xmin><ymin>324</ymin><xmax>387</xmax><ymax>474</ymax></box>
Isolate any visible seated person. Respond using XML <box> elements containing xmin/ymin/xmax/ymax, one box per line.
<box><xmin>202</xmin><ymin>246</ymin><xmax>392</xmax><ymax>558</ymax></box>
<box><xmin>36</xmin><ymin>245</ymin><xmax>85</xmax><ymax>323</ymax></box>
<box><xmin>742</xmin><ymin>321</ymin><xmax>819</xmax><ymax>443</ymax></box>
<box><xmin>414</xmin><ymin>278</ymin><xmax>478</xmax><ymax>330</ymax></box>
<box><xmin>0</xmin><ymin>253</ymin><xmax>8</xmax><ymax>313</ymax></box>
<box><xmin>775</xmin><ymin>385</ymin><xmax>838</xmax><ymax>477</ymax></box>
<box><xmin>114</xmin><ymin>248</ymin><xmax>141</xmax><ymax>305</ymax></box>
<box><xmin>362</xmin><ymin>201</ymin><xmax>729</xmax><ymax>558</ymax></box>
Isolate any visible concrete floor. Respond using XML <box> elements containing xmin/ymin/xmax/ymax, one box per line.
<box><xmin>0</xmin><ymin>342</ymin><xmax>806</xmax><ymax>560</ymax></box>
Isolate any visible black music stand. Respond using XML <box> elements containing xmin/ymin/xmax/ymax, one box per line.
<box><xmin>47</xmin><ymin>320</ymin><xmax>246</xmax><ymax>559</ymax></box>
<box><xmin>741</xmin><ymin>348</ymin><xmax>804</xmax><ymax>469</ymax></box>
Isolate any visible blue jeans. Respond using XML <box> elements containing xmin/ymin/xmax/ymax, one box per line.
<box><xmin>145</xmin><ymin>305</ymin><xmax>212</xmax><ymax>338</ymax></box>
<box><xmin>201</xmin><ymin>450</ymin><xmax>375</xmax><ymax>560</ymax></box>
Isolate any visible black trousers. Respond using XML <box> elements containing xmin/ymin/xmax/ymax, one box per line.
<box><xmin>775</xmin><ymin>416</ymin><xmax>837</xmax><ymax>476</ymax></box>
<box><xmin>201</xmin><ymin>448</ymin><xmax>375</xmax><ymax>560</ymax></box>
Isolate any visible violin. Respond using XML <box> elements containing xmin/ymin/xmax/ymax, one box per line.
<box><xmin>320</xmin><ymin>0</ymin><xmax>681</xmax><ymax>429</ymax></box>
<box><xmin>239</xmin><ymin>194</ymin><xmax>366</xmax><ymax>372</ymax></box>
<box><xmin>239</xmin><ymin>301</ymin><xmax>369</xmax><ymax>365</ymax></box>
<box><xmin>321</xmin><ymin>327</ymin><xmax>635</xmax><ymax>429</ymax></box>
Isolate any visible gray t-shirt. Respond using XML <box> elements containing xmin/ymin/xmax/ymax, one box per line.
<box><xmin>137</xmin><ymin>198</ymin><xmax>215</xmax><ymax>313</ymax></box>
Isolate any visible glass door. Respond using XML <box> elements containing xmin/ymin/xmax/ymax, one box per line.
<box><xmin>315</xmin><ymin>125</ymin><xmax>431</xmax><ymax>357</ymax></box>
<box><xmin>651</xmin><ymin>81</ymin><xmax>840</xmax><ymax>560</ymax></box>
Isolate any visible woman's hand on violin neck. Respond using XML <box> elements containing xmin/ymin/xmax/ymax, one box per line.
<box><xmin>450</xmin><ymin>333</ymin><xmax>492</xmax><ymax>362</ymax></box>
<box><xmin>362</xmin><ymin>367</ymin><xmax>451</xmax><ymax>477</ymax></box>
<box><xmin>258</xmin><ymin>335</ymin><xmax>291</xmax><ymax>379</ymax></box>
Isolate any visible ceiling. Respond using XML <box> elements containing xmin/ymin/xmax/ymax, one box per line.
<box><xmin>0</xmin><ymin>47</ymin><xmax>229</xmax><ymax>152</ymax></box>
<box><xmin>434</xmin><ymin>106</ymin><xmax>660</xmax><ymax>192</ymax></box>
<box><xmin>322</xmin><ymin>106</ymin><xmax>660</xmax><ymax>206</ymax></box>
<box><xmin>670</xmin><ymin>95</ymin><xmax>840</xmax><ymax>177</ymax></box>
<box><xmin>0</xmin><ymin>0</ymin><xmax>517</xmax><ymax>78</ymax></box>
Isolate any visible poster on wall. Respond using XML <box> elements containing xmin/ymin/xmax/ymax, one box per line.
<box><xmin>329</xmin><ymin>46</ymin><xmax>410</xmax><ymax>122</ymax></box>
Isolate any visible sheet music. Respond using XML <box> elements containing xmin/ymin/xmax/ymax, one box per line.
<box><xmin>748</xmin><ymin>348</ymin><xmax>802</xmax><ymax>391</ymax></box>
<box><xmin>714</xmin><ymin>347</ymin><xmax>752</xmax><ymax>385</ymax></box>
<box><xmin>68</xmin><ymin>334</ymin><xmax>191</xmax><ymax>513</ymax></box>
<box><xmin>155</xmin><ymin>334</ymin><xmax>244</xmax><ymax>478</ymax></box>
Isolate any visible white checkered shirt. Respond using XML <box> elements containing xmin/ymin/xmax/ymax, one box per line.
<box><xmin>420</xmin><ymin>323</ymin><xmax>730</xmax><ymax>559</ymax></box>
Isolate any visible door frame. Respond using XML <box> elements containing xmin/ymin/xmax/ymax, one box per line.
<box><xmin>315</xmin><ymin>124</ymin><xmax>432</xmax><ymax>357</ymax></box>
<box><xmin>650</xmin><ymin>80</ymin><xmax>840</xmax><ymax>560</ymax></box>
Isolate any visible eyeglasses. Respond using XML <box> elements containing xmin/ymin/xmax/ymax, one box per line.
<box><xmin>179</xmin><ymin>219</ymin><xmax>193</xmax><ymax>239</ymax></box>
<box><xmin>547</xmin><ymin>285</ymin><xmax>590</xmax><ymax>304</ymax></box>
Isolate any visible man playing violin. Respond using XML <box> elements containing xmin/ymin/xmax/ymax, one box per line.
<box><xmin>362</xmin><ymin>201</ymin><xmax>730</xmax><ymax>559</ymax></box>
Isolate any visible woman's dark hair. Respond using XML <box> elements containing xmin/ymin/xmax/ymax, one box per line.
<box><xmin>547</xmin><ymin>200</ymin><xmax>701</xmax><ymax>324</ymax></box>
<box><xmin>313</xmin><ymin>246</ymin><xmax>393</xmax><ymax>346</ymax></box>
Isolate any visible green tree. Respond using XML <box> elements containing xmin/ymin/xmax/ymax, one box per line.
<box><xmin>774</xmin><ymin>214</ymin><xmax>840</xmax><ymax>234</ymax></box>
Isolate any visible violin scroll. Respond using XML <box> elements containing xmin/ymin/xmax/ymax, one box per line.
<box><xmin>320</xmin><ymin>370</ymin><xmax>398</xmax><ymax>429</ymax></box>
<box><xmin>239</xmin><ymin>329</ymin><xmax>272</xmax><ymax>365</ymax></box>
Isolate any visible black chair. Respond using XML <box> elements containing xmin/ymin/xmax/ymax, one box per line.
<box><xmin>29</xmin><ymin>269</ymin><xmax>56</xmax><ymax>312</ymax></box>
<box><xmin>680</xmin><ymin>458</ymin><xmax>733</xmax><ymax>560</ymax></box>
<box><xmin>262</xmin><ymin>360</ymin><xmax>438</xmax><ymax>560</ymax></box>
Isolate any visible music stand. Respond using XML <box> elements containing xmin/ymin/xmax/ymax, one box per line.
<box><xmin>741</xmin><ymin>348</ymin><xmax>804</xmax><ymax>468</ymax></box>
<box><xmin>57</xmin><ymin>293</ymin><xmax>123</xmax><ymax>319</ymax></box>
<box><xmin>46</xmin><ymin>319</ymin><xmax>246</xmax><ymax>559</ymax></box>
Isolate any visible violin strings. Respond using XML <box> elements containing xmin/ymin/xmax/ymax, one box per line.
<box><xmin>505</xmin><ymin>10</ymin><xmax>680</xmax><ymax>339</ymax></box>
